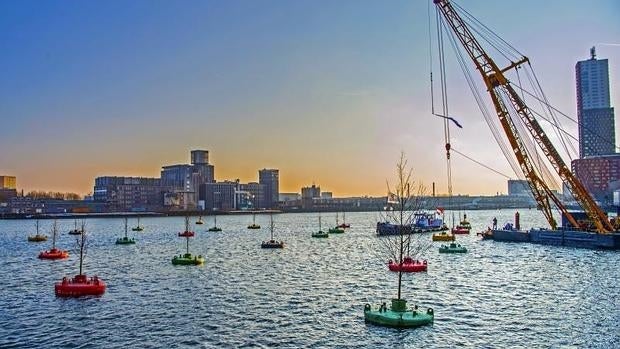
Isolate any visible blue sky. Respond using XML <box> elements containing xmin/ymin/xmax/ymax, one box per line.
<box><xmin>1</xmin><ymin>0</ymin><xmax>619</xmax><ymax>196</ymax></box>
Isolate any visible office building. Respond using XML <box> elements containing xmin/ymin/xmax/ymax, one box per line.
<box><xmin>259</xmin><ymin>169</ymin><xmax>279</xmax><ymax>209</ymax></box>
<box><xmin>239</xmin><ymin>182</ymin><xmax>265</xmax><ymax>209</ymax></box>
<box><xmin>200</xmin><ymin>181</ymin><xmax>239</xmax><ymax>211</ymax></box>
<box><xmin>93</xmin><ymin>176</ymin><xmax>164</xmax><ymax>211</ymax></box>
<box><xmin>0</xmin><ymin>175</ymin><xmax>16</xmax><ymax>190</ymax></box>
<box><xmin>301</xmin><ymin>184</ymin><xmax>321</xmax><ymax>209</ymax></box>
<box><xmin>576</xmin><ymin>47</ymin><xmax>616</xmax><ymax>157</ymax></box>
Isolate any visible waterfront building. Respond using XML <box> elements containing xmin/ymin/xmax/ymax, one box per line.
<box><xmin>321</xmin><ymin>192</ymin><xmax>333</xmax><ymax>199</ymax></box>
<box><xmin>161</xmin><ymin>150</ymin><xmax>215</xmax><ymax>210</ymax></box>
<box><xmin>279</xmin><ymin>193</ymin><xmax>301</xmax><ymax>202</ymax></box>
<box><xmin>507</xmin><ymin>179</ymin><xmax>531</xmax><ymax>196</ymax></box>
<box><xmin>259</xmin><ymin>169</ymin><xmax>279</xmax><ymax>209</ymax></box>
<box><xmin>572</xmin><ymin>154</ymin><xmax>620</xmax><ymax>205</ymax></box>
<box><xmin>301</xmin><ymin>184</ymin><xmax>321</xmax><ymax>209</ymax></box>
<box><xmin>0</xmin><ymin>175</ymin><xmax>16</xmax><ymax>189</ymax></box>
<box><xmin>200</xmin><ymin>180</ymin><xmax>239</xmax><ymax>211</ymax></box>
<box><xmin>93</xmin><ymin>176</ymin><xmax>164</xmax><ymax>211</ymax></box>
<box><xmin>576</xmin><ymin>47</ymin><xmax>616</xmax><ymax>157</ymax></box>
<box><xmin>239</xmin><ymin>182</ymin><xmax>265</xmax><ymax>209</ymax></box>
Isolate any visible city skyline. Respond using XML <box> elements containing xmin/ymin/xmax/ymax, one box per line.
<box><xmin>1</xmin><ymin>0</ymin><xmax>619</xmax><ymax>197</ymax></box>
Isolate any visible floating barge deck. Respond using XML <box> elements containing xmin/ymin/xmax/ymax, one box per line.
<box><xmin>492</xmin><ymin>228</ymin><xmax>620</xmax><ymax>250</ymax></box>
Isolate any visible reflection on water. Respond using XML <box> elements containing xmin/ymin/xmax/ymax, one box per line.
<box><xmin>0</xmin><ymin>210</ymin><xmax>618</xmax><ymax>348</ymax></box>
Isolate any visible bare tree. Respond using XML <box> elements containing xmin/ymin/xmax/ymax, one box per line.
<box><xmin>75</xmin><ymin>221</ymin><xmax>88</xmax><ymax>275</ymax></box>
<box><xmin>374</xmin><ymin>152</ymin><xmax>433</xmax><ymax>300</ymax></box>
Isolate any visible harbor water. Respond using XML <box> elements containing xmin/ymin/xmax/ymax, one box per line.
<box><xmin>0</xmin><ymin>210</ymin><xmax>618</xmax><ymax>348</ymax></box>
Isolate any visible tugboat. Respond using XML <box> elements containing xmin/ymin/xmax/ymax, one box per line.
<box><xmin>68</xmin><ymin>220</ymin><xmax>82</xmax><ymax>235</ymax></box>
<box><xmin>388</xmin><ymin>257</ymin><xmax>427</xmax><ymax>273</ymax></box>
<box><xmin>54</xmin><ymin>225</ymin><xmax>106</xmax><ymax>297</ymax></box>
<box><xmin>132</xmin><ymin>217</ymin><xmax>144</xmax><ymax>231</ymax></box>
<box><xmin>365</xmin><ymin>154</ymin><xmax>433</xmax><ymax>328</ymax></box>
<box><xmin>328</xmin><ymin>213</ymin><xmax>345</xmax><ymax>234</ymax></box>
<box><xmin>311</xmin><ymin>215</ymin><xmax>329</xmax><ymax>238</ymax></box>
<box><xmin>116</xmin><ymin>217</ymin><xmax>136</xmax><ymax>245</ymax></box>
<box><xmin>178</xmin><ymin>216</ymin><xmax>195</xmax><ymax>237</ymax></box>
<box><xmin>208</xmin><ymin>214</ymin><xmax>222</xmax><ymax>232</ymax></box>
<box><xmin>28</xmin><ymin>220</ymin><xmax>48</xmax><ymax>242</ymax></box>
<box><xmin>247</xmin><ymin>213</ymin><xmax>261</xmax><ymax>229</ymax></box>
<box><xmin>261</xmin><ymin>213</ymin><xmax>284</xmax><ymax>248</ymax></box>
<box><xmin>39</xmin><ymin>220</ymin><xmax>69</xmax><ymax>260</ymax></box>
<box><xmin>195</xmin><ymin>216</ymin><xmax>204</xmax><ymax>225</ymax></box>
<box><xmin>432</xmin><ymin>231</ymin><xmax>455</xmax><ymax>241</ymax></box>
<box><xmin>439</xmin><ymin>242</ymin><xmax>467</xmax><ymax>253</ymax></box>
<box><xmin>172</xmin><ymin>217</ymin><xmax>204</xmax><ymax>265</ymax></box>
<box><xmin>337</xmin><ymin>211</ymin><xmax>351</xmax><ymax>229</ymax></box>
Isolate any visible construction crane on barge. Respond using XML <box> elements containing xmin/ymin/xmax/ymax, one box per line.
<box><xmin>432</xmin><ymin>0</ymin><xmax>615</xmax><ymax>233</ymax></box>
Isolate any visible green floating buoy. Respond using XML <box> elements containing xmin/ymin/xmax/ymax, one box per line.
<box><xmin>438</xmin><ymin>242</ymin><xmax>467</xmax><ymax>253</ymax></box>
<box><xmin>364</xmin><ymin>299</ymin><xmax>433</xmax><ymax>328</ymax></box>
<box><xmin>116</xmin><ymin>218</ymin><xmax>136</xmax><ymax>245</ymax></box>
<box><xmin>172</xmin><ymin>253</ymin><xmax>205</xmax><ymax>265</ymax></box>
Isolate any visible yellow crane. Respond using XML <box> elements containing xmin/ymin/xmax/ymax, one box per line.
<box><xmin>432</xmin><ymin>0</ymin><xmax>614</xmax><ymax>233</ymax></box>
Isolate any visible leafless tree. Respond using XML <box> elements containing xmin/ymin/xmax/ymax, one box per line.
<box><xmin>373</xmin><ymin>152</ymin><xmax>433</xmax><ymax>299</ymax></box>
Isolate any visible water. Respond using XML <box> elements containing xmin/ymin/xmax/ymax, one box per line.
<box><xmin>0</xmin><ymin>210</ymin><xmax>618</xmax><ymax>348</ymax></box>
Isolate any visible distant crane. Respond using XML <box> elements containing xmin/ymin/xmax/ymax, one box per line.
<box><xmin>432</xmin><ymin>0</ymin><xmax>614</xmax><ymax>233</ymax></box>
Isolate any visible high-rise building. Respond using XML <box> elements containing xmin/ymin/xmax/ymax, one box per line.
<box><xmin>576</xmin><ymin>47</ymin><xmax>616</xmax><ymax>157</ymax></box>
<box><xmin>0</xmin><ymin>175</ymin><xmax>16</xmax><ymax>190</ymax></box>
<box><xmin>259</xmin><ymin>169</ymin><xmax>279</xmax><ymax>209</ymax></box>
<box><xmin>507</xmin><ymin>179</ymin><xmax>531</xmax><ymax>196</ymax></box>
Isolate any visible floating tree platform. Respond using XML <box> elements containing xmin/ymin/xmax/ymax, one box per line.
<box><xmin>248</xmin><ymin>224</ymin><xmax>261</xmax><ymax>229</ymax></box>
<box><xmin>172</xmin><ymin>253</ymin><xmax>205</xmax><ymax>265</ymax></box>
<box><xmin>364</xmin><ymin>299</ymin><xmax>433</xmax><ymax>328</ymax></box>
<box><xmin>312</xmin><ymin>231</ymin><xmax>329</xmax><ymax>238</ymax></box>
<box><xmin>439</xmin><ymin>243</ymin><xmax>467</xmax><ymax>253</ymax></box>
<box><xmin>39</xmin><ymin>248</ymin><xmax>69</xmax><ymax>260</ymax></box>
<box><xmin>432</xmin><ymin>231</ymin><xmax>455</xmax><ymax>241</ymax></box>
<box><xmin>328</xmin><ymin>227</ymin><xmax>345</xmax><ymax>234</ymax></box>
<box><xmin>55</xmin><ymin>274</ymin><xmax>106</xmax><ymax>297</ymax></box>
<box><xmin>388</xmin><ymin>257</ymin><xmax>427</xmax><ymax>273</ymax></box>
<box><xmin>115</xmin><ymin>237</ymin><xmax>136</xmax><ymax>245</ymax></box>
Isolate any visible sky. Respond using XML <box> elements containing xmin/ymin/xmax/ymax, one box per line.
<box><xmin>1</xmin><ymin>0</ymin><xmax>619</xmax><ymax>197</ymax></box>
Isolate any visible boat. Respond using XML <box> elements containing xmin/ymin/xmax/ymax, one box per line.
<box><xmin>261</xmin><ymin>213</ymin><xmax>284</xmax><ymax>248</ymax></box>
<box><xmin>439</xmin><ymin>242</ymin><xmax>468</xmax><ymax>253</ymax></box>
<box><xmin>328</xmin><ymin>213</ymin><xmax>345</xmax><ymax>234</ymax></box>
<box><xmin>55</xmin><ymin>225</ymin><xmax>106</xmax><ymax>297</ymax></box>
<box><xmin>376</xmin><ymin>222</ymin><xmax>413</xmax><ymax>236</ymax></box>
<box><xmin>337</xmin><ymin>211</ymin><xmax>351</xmax><ymax>229</ymax></box>
<box><xmin>39</xmin><ymin>220</ymin><xmax>69</xmax><ymax>260</ymax></box>
<box><xmin>377</xmin><ymin>211</ymin><xmax>447</xmax><ymax>236</ymax></box>
<box><xmin>432</xmin><ymin>231</ymin><xmax>455</xmax><ymax>241</ymax></box>
<box><xmin>28</xmin><ymin>220</ymin><xmax>48</xmax><ymax>242</ymax></box>
<box><xmin>116</xmin><ymin>217</ymin><xmax>136</xmax><ymax>245</ymax></box>
<box><xmin>132</xmin><ymin>217</ymin><xmax>144</xmax><ymax>232</ymax></box>
<box><xmin>312</xmin><ymin>215</ymin><xmax>329</xmax><ymax>238</ymax></box>
<box><xmin>248</xmin><ymin>213</ymin><xmax>260</xmax><ymax>229</ymax></box>
<box><xmin>172</xmin><ymin>217</ymin><xmax>204</xmax><ymax>265</ymax></box>
<box><xmin>365</xmin><ymin>300</ymin><xmax>434</xmax><ymax>328</ymax></box>
<box><xmin>388</xmin><ymin>257</ymin><xmax>427</xmax><ymax>273</ymax></box>
<box><xmin>68</xmin><ymin>220</ymin><xmax>82</xmax><ymax>235</ymax></box>
<box><xmin>196</xmin><ymin>216</ymin><xmax>204</xmax><ymax>225</ymax></box>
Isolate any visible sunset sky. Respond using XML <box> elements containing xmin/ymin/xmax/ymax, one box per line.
<box><xmin>1</xmin><ymin>0</ymin><xmax>619</xmax><ymax>197</ymax></box>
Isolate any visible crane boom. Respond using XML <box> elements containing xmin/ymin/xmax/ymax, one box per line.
<box><xmin>433</xmin><ymin>0</ymin><xmax>614</xmax><ymax>233</ymax></box>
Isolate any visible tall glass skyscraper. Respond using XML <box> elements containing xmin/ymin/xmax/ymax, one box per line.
<box><xmin>575</xmin><ymin>47</ymin><xmax>616</xmax><ymax>157</ymax></box>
